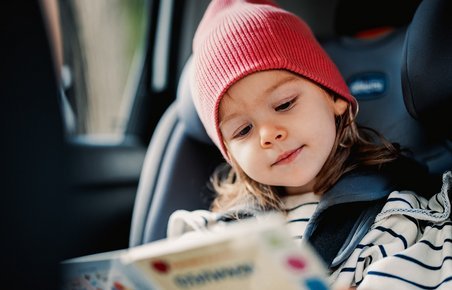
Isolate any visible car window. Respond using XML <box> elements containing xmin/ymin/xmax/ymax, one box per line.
<box><xmin>56</xmin><ymin>0</ymin><xmax>148</xmax><ymax>139</ymax></box>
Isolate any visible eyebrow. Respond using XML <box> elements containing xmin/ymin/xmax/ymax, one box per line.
<box><xmin>219</xmin><ymin>75</ymin><xmax>299</xmax><ymax>127</ymax></box>
<box><xmin>263</xmin><ymin>75</ymin><xmax>299</xmax><ymax>96</ymax></box>
<box><xmin>219</xmin><ymin>92</ymin><xmax>237</xmax><ymax>129</ymax></box>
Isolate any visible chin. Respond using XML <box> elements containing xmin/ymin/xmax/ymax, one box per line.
<box><xmin>286</xmin><ymin>177</ymin><xmax>316</xmax><ymax>190</ymax></box>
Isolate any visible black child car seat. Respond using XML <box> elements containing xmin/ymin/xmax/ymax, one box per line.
<box><xmin>129</xmin><ymin>0</ymin><xmax>452</xmax><ymax>247</ymax></box>
<box><xmin>129</xmin><ymin>56</ymin><xmax>223</xmax><ymax>246</ymax></box>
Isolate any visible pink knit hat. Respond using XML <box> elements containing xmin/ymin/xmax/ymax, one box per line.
<box><xmin>191</xmin><ymin>0</ymin><xmax>356</xmax><ymax>161</ymax></box>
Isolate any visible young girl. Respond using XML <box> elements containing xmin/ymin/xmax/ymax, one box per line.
<box><xmin>168</xmin><ymin>0</ymin><xmax>452</xmax><ymax>289</ymax></box>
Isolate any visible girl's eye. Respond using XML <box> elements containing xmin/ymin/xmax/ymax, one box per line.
<box><xmin>234</xmin><ymin>124</ymin><xmax>252</xmax><ymax>139</ymax></box>
<box><xmin>275</xmin><ymin>97</ymin><xmax>296</xmax><ymax>111</ymax></box>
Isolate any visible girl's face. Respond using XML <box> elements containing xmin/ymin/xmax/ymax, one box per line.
<box><xmin>219</xmin><ymin>70</ymin><xmax>348</xmax><ymax>195</ymax></box>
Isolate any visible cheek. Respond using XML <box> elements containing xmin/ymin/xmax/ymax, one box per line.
<box><xmin>228</xmin><ymin>142</ymin><xmax>261</xmax><ymax>176</ymax></box>
<box><xmin>314</xmin><ymin>113</ymin><xmax>337</xmax><ymax>155</ymax></box>
<box><xmin>298</xmin><ymin>106</ymin><xmax>337</xmax><ymax>157</ymax></box>
<box><xmin>324</xmin><ymin>122</ymin><xmax>337</xmax><ymax>152</ymax></box>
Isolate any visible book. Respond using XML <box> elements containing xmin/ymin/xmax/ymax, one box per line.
<box><xmin>61</xmin><ymin>213</ymin><xmax>330</xmax><ymax>290</ymax></box>
<box><xmin>60</xmin><ymin>249</ymin><xmax>128</xmax><ymax>290</ymax></box>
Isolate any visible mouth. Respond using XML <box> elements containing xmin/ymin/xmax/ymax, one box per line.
<box><xmin>271</xmin><ymin>146</ymin><xmax>304</xmax><ymax>166</ymax></box>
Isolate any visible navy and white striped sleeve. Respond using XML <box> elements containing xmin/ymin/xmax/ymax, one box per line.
<box><xmin>332</xmin><ymin>171</ymin><xmax>452</xmax><ymax>290</ymax></box>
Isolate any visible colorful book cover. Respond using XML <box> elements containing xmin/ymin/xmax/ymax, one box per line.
<box><xmin>61</xmin><ymin>249</ymin><xmax>125</xmax><ymax>290</ymax></box>
<box><xmin>62</xmin><ymin>213</ymin><xmax>330</xmax><ymax>290</ymax></box>
<box><xmin>113</xmin><ymin>214</ymin><xmax>330</xmax><ymax>290</ymax></box>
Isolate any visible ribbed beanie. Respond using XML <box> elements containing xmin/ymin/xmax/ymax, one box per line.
<box><xmin>191</xmin><ymin>0</ymin><xmax>356</xmax><ymax>161</ymax></box>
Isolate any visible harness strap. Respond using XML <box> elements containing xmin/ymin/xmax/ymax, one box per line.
<box><xmin>307</xmin><ymin>198</ymin><xmax>387</xmax><ymax>269</ymax></box>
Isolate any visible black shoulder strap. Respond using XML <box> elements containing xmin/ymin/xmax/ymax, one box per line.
<box><xmin>307</xmin><ymin>155</ymin><xmax>442</xmax><ymax>268</ymax></box>
<box><xmin>307</xmin><ymin>198</ymin><xmax>386</xmax><ymax>269</ymax></box>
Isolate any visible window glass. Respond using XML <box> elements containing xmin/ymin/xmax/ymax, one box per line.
<box><xmin>58</xmin><ymin>0</ymin><xmax>148</xmax><ymax>138</ymax></box>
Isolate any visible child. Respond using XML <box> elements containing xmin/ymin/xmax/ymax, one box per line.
<box><xmin>168</xmin><ymin>0</ymin><xmax>452</xmax><ymax>289</ymax></box>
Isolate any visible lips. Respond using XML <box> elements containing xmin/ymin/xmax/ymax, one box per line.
<box><xmin>272</xmin><ymin>146</ymin><xmax>304</xmax><ymax>166</ymax></box>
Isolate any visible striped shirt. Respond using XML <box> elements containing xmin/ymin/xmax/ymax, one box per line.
<box><xmin>330</xmin><ymin>173</ymin><xmax>452</xmax><ymax>289</ymax></box>
<box><xmin>281</xmin><ymin>192</ymin><xmax>320</xmax><ymax>246</ymax></box>
<box><xmin>168</xmin><ymin>171</ymin><xmax>452</xmax><ymax>289</ymax></box>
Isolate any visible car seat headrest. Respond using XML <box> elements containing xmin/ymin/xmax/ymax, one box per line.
<box><xmin>335</xmin><ymin>0</ymin><xmax>421</xmax><ymax>36</ymax></box>
<box><xmin>401</xmin><ymin>0</ymin><xmax>452</xmax><ymax>139</ymax></box>
<box><xmin>176</xmin><ymin>56</ymin><xmax>212</xmax><ymax>144</ymax></box>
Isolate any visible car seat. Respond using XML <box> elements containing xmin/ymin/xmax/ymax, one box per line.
<box><xmin>129</xmin><ymin>0</ymin><xmax>452</xmax><ymax>246</ymax></box>
<box><xmin>129</xmin><ymin>56</ymin><xmax>223</xmax><ymax>246</ymax></box>
<box><xmin>322</xmin><ymin>0</ymin><xmax>451</xmax><ymax>174</ymax></box>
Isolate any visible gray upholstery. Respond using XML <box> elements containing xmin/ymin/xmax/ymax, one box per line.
<box><xmin>177</xmin><ymin>57</ymin><xmax>212</xmax><ymax>144</ymax></box>
<box><xmin>402</xmin><ymin>0</ymin><xmax>452</xmax><ymax>139</ymax></box>
<box><xmin>323</xmin><ymin>29</ymin><xmax>415</xmax><ymax>147</ymax></box>
<box><xmin>130</xmin><ymin>0</ymin><xmax>452</xmax><ymax>246</ymax></box>
<box><xmin>323</xmin><ymin>24</ymin><xmax>451</xmax><ymax>174</ymax></box>
<box><xmin>129</xmin><ymin>57</ymin><xmax>221</xmax><ymax>246</ymax></box>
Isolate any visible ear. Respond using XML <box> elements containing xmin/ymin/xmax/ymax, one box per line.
<box><xmin>333</xmin><ymin>97</ymin><xmax>348</xmax><ymax>116</ymax></box>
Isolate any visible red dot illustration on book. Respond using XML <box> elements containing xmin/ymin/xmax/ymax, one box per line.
<box><xmin>113</xmin><ymin>281</ymin><xmax>127</xmax><ymax>290</ymax></box>
<box><xmin>286</xmin><ymin>256</ymin><xmax>307</xmax><ymax>271</ymax></box>
<box><xmin>151</xmin><ymin>260</ymin><xmax>170</xmax><ymax>274</ymax></box>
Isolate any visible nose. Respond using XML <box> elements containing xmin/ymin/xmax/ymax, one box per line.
<box><xmin>259</xmin><ymin>124</ymin><xmax>287</xmax><ymax>148</ymax></box>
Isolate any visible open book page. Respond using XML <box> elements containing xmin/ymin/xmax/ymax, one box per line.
<box><xmin>107</xmin><ymin>213</ymin><xmax>330</xmax><ymax>290</ymax></box>
<box><xmin>61</xmin><ymin>249</ymin><xmax>127</xmax><ymax>290</ymax></box>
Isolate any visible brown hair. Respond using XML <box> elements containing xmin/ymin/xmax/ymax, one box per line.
<box><xmin>209</xmin><ymin>96</ymin><xmax>401</xmax><ymax>213</ymax></box>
